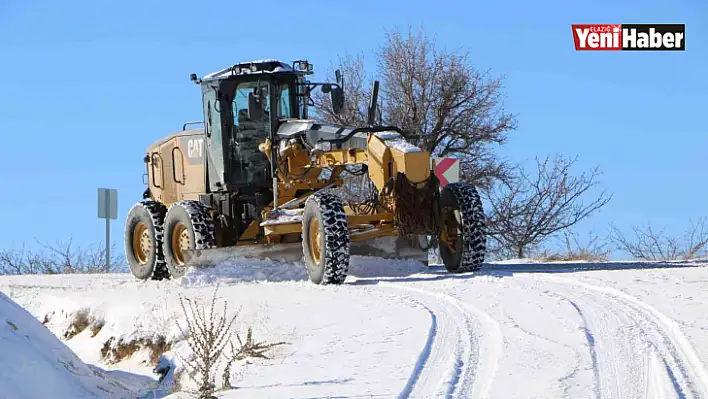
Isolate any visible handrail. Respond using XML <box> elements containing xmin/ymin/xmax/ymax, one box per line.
<box><xmin>172</xmin><ymin>147</ymin><xmax>184</xmax><ymax>184</ymax></box>
<box><xmin>182</xmin><ymin>121</ymin><xmax>204</xmax><ymax>130</ymax></box>
<box><xmin>151</xmin><ymin>153</ymin><xmax>162</xmax><ymax>188</ymax></box>
<box><xmin>317</xmin><ymin>126</ymin><xmax>407</xmax><ymax>145</ymax></box>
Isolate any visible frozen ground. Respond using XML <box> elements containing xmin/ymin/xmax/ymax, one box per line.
<box><xmin>0</xmin><ymin>291</ymin><xmax>151</xmax><ymax>399</ymax></box>
<box><xmin>1</xmin><ymin>255</ymin><xmax>708</xmax><ymax>398</ymax></box>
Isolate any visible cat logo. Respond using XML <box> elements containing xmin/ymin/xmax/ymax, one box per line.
<box><xmin>187</xmin><ymin>139</ymin><xmax>204</xmax><ymax>158</ymax></box>
<box><xmin>180</xmin><ymin>136</ymin><xmax>205</xmax><ymax>166</ymax></box>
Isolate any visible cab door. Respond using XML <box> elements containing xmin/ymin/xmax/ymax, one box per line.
<box><xmin>203</xmin><ymin>87</ymin><xmax>227</xmax><ymax>192</ymax></box>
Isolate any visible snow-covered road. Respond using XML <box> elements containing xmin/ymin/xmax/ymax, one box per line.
<box><xmin>2</xmin><ymin>257</ymin><xmax>708</xmax><ymax>399</ymax></box>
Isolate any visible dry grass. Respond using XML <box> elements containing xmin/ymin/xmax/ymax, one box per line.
<box><xmin>177</xmin><ymin>284</ymin><xmax>239</xmax><ymax>398</ymax></box>
<box><xmin>100</xmin><ymin>335</ymin><xmax>172</xmax><ymax>366</ymax></box>
<box><xmin>175</xmin><ymin>284</ymin><xmax>288</xmax><ymax>398</ymax></box>
<box><xmin>534</xmin><ymin>230</ymin><xmax>611</xmax><ymax>262</ymax></box>
<box><xmin>61</xmin><ymin>308</ymin><xmax>105</xmax><ymax>340</ymax></box>
<box><xmin>221</xmin><ymin>327</ymin><xmax>288</xmax><ymax>389</ymax></box>
<box><xmin>535</xmin><ymin>249</ymin><xmax>609</xmax><ymax>262</ymax></box>
<box><xmin>609</xmin><ymin>218</ymin><xmax>708</xmax><ymax>261</ymax></box>
<box><xmin>63</xmin><ymin>309</ymin><xmax>91</xmax><ymax>339</ymax></box>
<box><xmin>90</xmin><ymin>320</ymin><xmax>105</xmax><ymax>337</ymax></box>
<box><xmin>0</xmin><ymin>238</ymin><xmax>125</xmax><ymax>275</ymax></box>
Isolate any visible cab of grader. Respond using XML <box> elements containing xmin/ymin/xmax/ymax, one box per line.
<box><xmin>124</xmin><ymin>59</ymin><xmax>487</xmax><ymax>284</ymax></box>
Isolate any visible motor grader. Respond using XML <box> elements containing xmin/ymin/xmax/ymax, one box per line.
<box><xmin>124</xmin><ymin>59</ymin><xmax>486</xmax><ymax>284</ymax></box>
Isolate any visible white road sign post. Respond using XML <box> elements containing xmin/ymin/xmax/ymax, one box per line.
<box><xmin>98</xmin><ymin>188</ymin><xmax>118</xmax><ymax>271</ymax></box>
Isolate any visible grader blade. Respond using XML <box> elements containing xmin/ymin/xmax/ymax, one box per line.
<box><xmin>191</xmin><ymin>235</ymin><xmax>429</xmax><ymax>265</ymax></box>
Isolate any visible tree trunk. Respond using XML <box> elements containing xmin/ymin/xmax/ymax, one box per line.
<box><xmin>517</xmin><ymin>246</ymin><xmax>525</xmax><ymax>259</ymax></box>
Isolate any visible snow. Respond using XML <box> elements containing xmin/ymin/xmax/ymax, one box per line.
<box><xmin>0</xmin><ymin>291</ymin><xmax>147</xmax><ymax>399</ymax></box>
<box><xmin>260</xmin><ymin>209</ymin><xmax>303</xmax><ymax>226</ymax></box>
<box><xmin>202</xmin><ymin>59</ymin><xmax>295</xmax><ymax>81</ymax></box>
<box><xmin>375</xmin><ymin>131</ymin><xmax>404</xmax><ymax>140</ymax></box>
<box><xmin>374</xmin><ymin>131</ymin><xmax>423</xmax><ymax>153</ymax></box>
<box><xmin>2</xmin><ymin>258</ymin><xmax>708</xmax><ymax>398</ymax></box>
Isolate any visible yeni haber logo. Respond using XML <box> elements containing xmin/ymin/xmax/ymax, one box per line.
<box><xmin>572</xmin><ymin>24</ymin><xmax>685</xmax><ymax>50</ymax></box>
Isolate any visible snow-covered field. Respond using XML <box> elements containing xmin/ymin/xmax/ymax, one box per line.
<box><xmin>2</xmin><ymin>256</ymin><xmax>708</xmax><ymax>399</ymax></box>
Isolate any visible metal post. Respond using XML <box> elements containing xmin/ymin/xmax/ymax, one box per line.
<box><xmin>105</xmin><ymin>191</ymin><xmax>110</xmax><ymax>272</ymax></box>
<box><xmin>367</xmin><ymin>80</ymin><xmax>380</xmax><ymax>126</ymax></box>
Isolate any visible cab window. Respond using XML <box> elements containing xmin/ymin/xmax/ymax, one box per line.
<box><xmin>232</xmin><ymin>81</ymin><xmax>270</xmax><ymax>130</ymax></box>
<box><xmin>279</xmin><ymin>86</ymin><xmax>291</xmax><ymax>118</ymax></box>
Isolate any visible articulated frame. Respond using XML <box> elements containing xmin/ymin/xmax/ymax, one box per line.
<box><xmin>234</xmin><ymin>131</ymin><xmax>434</xmax><ymax>246</ymax></box>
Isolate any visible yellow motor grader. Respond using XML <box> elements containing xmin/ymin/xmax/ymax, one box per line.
<box><xmin>124</xmin><ymin>59</ymin><xmax>486</xmax><ymax>284</ymax></box>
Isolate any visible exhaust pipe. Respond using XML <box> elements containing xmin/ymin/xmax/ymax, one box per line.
<box><xmin>367</xmin><ymin>80</ymin><xmax>380</xmax><ymax>126</ymax></box>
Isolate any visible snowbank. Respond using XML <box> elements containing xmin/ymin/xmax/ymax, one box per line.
<box><xmin>0</xmin><ymin>292</ymin><xmax>135</xmax><ymax>398</ymax></box>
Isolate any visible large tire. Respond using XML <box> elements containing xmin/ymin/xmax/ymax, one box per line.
<box><xmin>124</xmin><ymin>200</ymin><xmax>168</xmax><ymax>280</ymax></box>
<box><xmin>438</xmin><ymin>182</ymin><xmax>486</xmax><ymax>273</ymax></box>
<box><xmin>302</xmin><ymin>192</ymin><xmax>350</xmax><ymax>285</ymax></box>
<box><xmin>162</xmin><ymin>200</ymin><xmax>216</xmax><ymax>279</ymax></box>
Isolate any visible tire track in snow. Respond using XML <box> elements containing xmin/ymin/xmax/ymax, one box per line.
<box><xmin>456</xmin><ymin>298</ymin><xmax>503</xmax><ymax>399</ymax></box>
<box><xmin>566</xmin><ymin>299</ymin><xmax>601</xmax><ymax>399</ymax></box>
<box><xmin>379</xmin><ymin>282</ymin><xmax>502</xmax><ymax>399</ymax></box>
<box><xmin>396</xmin><ymin>300</ymin><xmax>439</xmax><ymax>399</ymax></box>
<box><xmin>645</xmin><ymin>345</ymin><xmax>685</xmax><ymax>399</ymax></box>
<box><xmin>537</xmin><ymin>275</ymin><xmax>708</xmax><ymax>399</ymax></box>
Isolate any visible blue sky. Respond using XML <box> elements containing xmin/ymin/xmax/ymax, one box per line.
<box><xmin>0</xmin><ymin>0</ymin><xmax>705</xmax><ymax>258</ymax></box>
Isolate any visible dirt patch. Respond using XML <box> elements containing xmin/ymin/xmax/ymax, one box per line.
<box><xmin>89</xmin><ymin>319</ymin><xmax>105</xmax><ymax>337</ymax></box>
<box><xmin>63</xmin><ymin>309</ymin><xmax>90</xmax><ymax>339</ymax></box>
<box><xmin>101</xmin><ymin>335</ymin><xmax>172</xmax><ymax>366</ymax></box>
<box><xmin>62</xmin><ymin>309</ymin><xmax>105</xmax><ymax>340</ymax></box>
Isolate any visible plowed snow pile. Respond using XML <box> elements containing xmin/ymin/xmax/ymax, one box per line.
<box><xmin>0</xmin><ymin>292</ymin><xmax>134</xmax><ymax>399</ymax></box>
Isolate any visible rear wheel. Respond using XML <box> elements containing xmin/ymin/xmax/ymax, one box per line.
<box><xmin>302</xmin><ymin>192</ymin><xmax>350</xmax><ymax>285</ymax></box>
<box><xmin>438</xmin><ymin>182</ymin><xmax>486</xmax><ymax>273</ymax></box>
<box><xmin>163</xmin><ymin>200</ymin><xmax>216</xmax><ymax>279</ymax></box>
<box><xmin>124</xmin><ymin>201</ymin><xmax>168</xmax><ymax>280</ymax></box>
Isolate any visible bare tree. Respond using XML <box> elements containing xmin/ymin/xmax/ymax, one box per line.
<box><xmin>0</xmin><ymin>244</ymin><xmax>42</xmax><ymax>275</ymax></box>
<box><xmin>0</xmin><ymin>239</ymin><xmax>125</xmax><ymax>275</ymax></box>
<box><xmin>609</xmin><ymin>217</ymin><xmax>708</xmax><ymax>261</ymax></box>
<box><xmin>484</xmin><ymin>154</ymin><xmax>612</xmax><ymax>258</ymax></box>
<box><xmin>313</xmin><ymin>27</ymin><xmax>517</xmax><ymax>190</ymax></box>
<box><xmin>311</xmin><ymin>53</ymin><xmax>371</xmax><ymax>127</ymax></box>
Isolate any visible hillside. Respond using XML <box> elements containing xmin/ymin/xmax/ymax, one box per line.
<box><xmin>0</xmin><ymin>291</ymin><xmax>151</xmax><ymax>399</ymax></box>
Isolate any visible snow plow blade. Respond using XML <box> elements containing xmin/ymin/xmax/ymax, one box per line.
<box><xmin>189</xmin><ymin>235</ymin><xmax>430</xmax><ymax>266</ymax></box>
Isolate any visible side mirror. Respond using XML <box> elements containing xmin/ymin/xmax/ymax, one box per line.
<box><xmin>331</xmin><ymin>87</ymin><xmax>345</xmax><ymax>115</ymax></box>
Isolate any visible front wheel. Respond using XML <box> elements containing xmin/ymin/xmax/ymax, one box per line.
<box><xmin>162</xmin><ymin>200</ymin><xmax>216</xmax><ymax>279</ymax></box>
<box><xmin>438</xmin><ymin>182</ymin><xmax>486</xmax><ymax>273</ymax></box>
<box><xmin>302</xmin><ymin>192</ymin><xmax>350</xmax><ymax>285</ymax></box>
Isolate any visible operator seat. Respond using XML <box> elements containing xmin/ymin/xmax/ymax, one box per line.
<box><xmin>237</xmin><ymin>109</ymin><xmax>258</xmax><ymax>131</ymax></box>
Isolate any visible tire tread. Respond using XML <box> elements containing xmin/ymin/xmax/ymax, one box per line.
<box><xmin>442</xmin><ymin>182</ymin><xmax>486</xmax><ymax>273</ymax></box>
